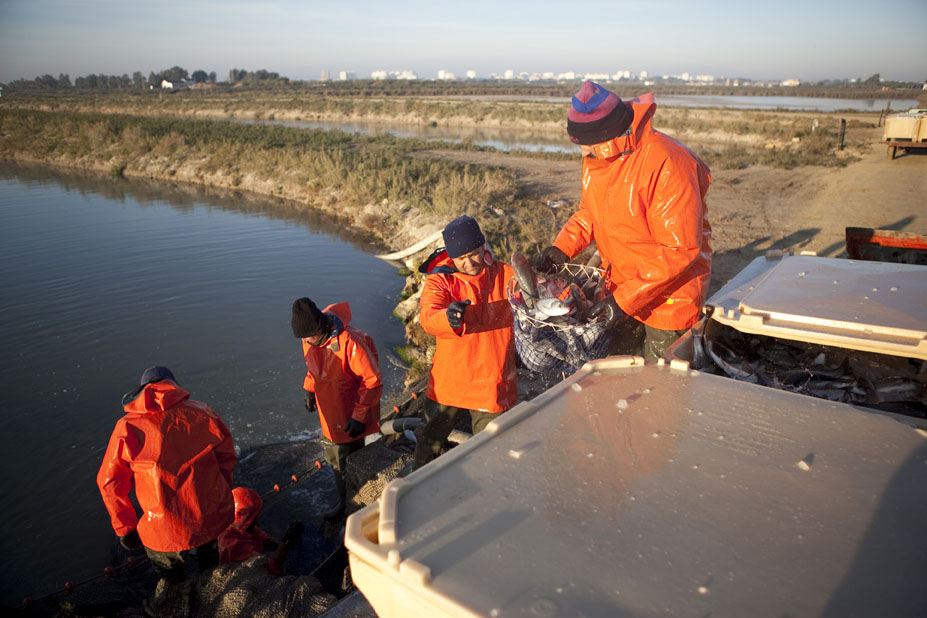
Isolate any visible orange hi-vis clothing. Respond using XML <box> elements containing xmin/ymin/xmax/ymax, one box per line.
<box><xmin>553</xmin><ymin>92</ymin><xmax>712</xmax><ymax>331</ymax></box>
<box><xmin>97</xmin><ymin>380</ymin><xmax>236</xmax><ymax>553</ymax></box>
<box><xmin>419</xmin><ymin>249</ymin><xmax>517</xmax><ymax>413</ymax></box>
<box><xmin>218</xmin><ymin>487</ymin><xmax>274</xmax><ymax>564</ymax></box>
<box><xmin>301</xmin><ymin>302</ymin><xmax>382</xmax><ymax>444</ymax></box>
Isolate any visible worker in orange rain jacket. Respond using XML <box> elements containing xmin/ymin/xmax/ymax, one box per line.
<box><xmin>97</xmin><ymin>366</ymin><xmax>236</xmax><ymax>578</ymax></box>
<box><xmin>291</xmin><ymin>298</ymin><xmax>382</xmax><ymax>512</ymax></box>
<box><xmin>218</xmin><ymin>486</ymin><xmax>302</xmax><ymax>575</ymax></box>
<box><xmin>535</xmin><ymin>81</ymin><xmax>712</xmax><ymax>361</ymax></box>
<box><xmin>218</xmin><ymin>487</ymin><xmax>275</xmax><ymax>565</ymax></box>
<box><xmin>413</xmin><ymin>215</ymin><xmax>517</xmax><ymax>470</ymax></box>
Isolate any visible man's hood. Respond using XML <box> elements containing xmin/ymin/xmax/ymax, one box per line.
<box><xmin>121</xmin><ymin>379</ymin><xmax>190</xmax><ymax>413</ymax></box>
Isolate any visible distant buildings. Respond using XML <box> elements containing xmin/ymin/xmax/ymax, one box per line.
<box><xmin>370</xmin><ymin>69</ymin><xmax>418</xmax><ymax>80</ymax></box>
<box><xmin>336</xmin><ymin>67</ymin><xmax>815</xmax><ymax>88</ymax></box>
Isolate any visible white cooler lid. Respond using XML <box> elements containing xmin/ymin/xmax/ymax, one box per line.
<box><xmin>709</xmin><ymin>254</ymin><xmax>927</xmax><ymax>359</ymax></box>
<box><xmin>346</xmin><ymin>359</ymin><xmax>927</xmax><ymax>618</ymax></box>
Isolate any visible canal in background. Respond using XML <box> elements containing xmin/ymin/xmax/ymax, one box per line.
<box><xmin>241</xmin><ymin>95</ymin><xmax>920</xmax><ymax>154</ymax></box>
<box><xmin>0</xmin><ymin>162</ymin><xmax>407</xmax><ymax>605</ymax></box>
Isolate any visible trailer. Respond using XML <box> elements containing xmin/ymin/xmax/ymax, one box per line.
<box><xmin>881</xmin><ymin>139</ymin><xmax>927</xmax><ymax>160</ymax></box>
<box><xmin>882</xmin><ymin>109</ymin><xmax>927</xmax><ymax>159</ymax></box>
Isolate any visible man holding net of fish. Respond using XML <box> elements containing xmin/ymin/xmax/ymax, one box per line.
<box><xmin>532</xmin><ymin>80</ymin><xmax>713</xmax><ymax>362</ymax></box>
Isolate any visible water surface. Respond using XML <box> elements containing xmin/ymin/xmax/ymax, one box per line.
<box><xmin>0</xmin><ymin>162</ymin><xmax>407</xmax><ymax>605</ymax></box>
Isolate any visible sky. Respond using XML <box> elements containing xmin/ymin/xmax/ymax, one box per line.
<box><xmin>0</xmin><ymin>0</ymin><xmax>925</xmax><ymax>84</ymax></box>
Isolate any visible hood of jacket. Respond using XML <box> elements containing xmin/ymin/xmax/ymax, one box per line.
<box><xmin>121</xmin><ymin>379</ymin><xmax>190</xmax><ymax>414</ymax></box>
<box><xmin>318</xmin><ymin>302</ymin><xmax>351</xmax><ymax>344</ymax></box>
<box><xmin>230</xmin><ymin>487</ymin><xmax>262</xmax><ymax>530</ymax></box>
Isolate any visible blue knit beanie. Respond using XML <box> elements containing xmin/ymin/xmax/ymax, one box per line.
<box><xmin>442</xmin><ymin>216</ymin><xmax>486</xmax><ymax>258</ymax></box>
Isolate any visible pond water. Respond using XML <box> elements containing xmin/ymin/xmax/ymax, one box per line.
<box><xmin>0</xmin><ymin>162</ymin><xmax>407</xmax><ymax>606</ymax></box>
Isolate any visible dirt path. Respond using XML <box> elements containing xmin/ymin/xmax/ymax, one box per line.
<box><xmin>422</xmin><ymin>135</ymin><xmax>926</xmax><ymax>295</ymax></box>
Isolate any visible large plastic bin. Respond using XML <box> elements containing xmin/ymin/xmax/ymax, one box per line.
<box><xmin>884</xmin><ymin>113</ymin><xmax>924</xmax><ymax>142</ymax></box>
<box><xmin>664</xmin><ymin>252</ymin><xmax>927</xmax><ymax>416</ymax></box>
<box><xmin>345</xmin><ymin>357</ymin><xmax>927</xmax><ymax>618</ymax></box>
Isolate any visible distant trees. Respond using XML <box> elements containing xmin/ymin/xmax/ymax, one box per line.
<box><xmin>191</xmin><ymin>70</ymin><xmax>209</xmax><ymax>83</ymax></box>
<box><xmin>228</xmin><ymin>68</ymin><xmax>286</xmax><ymax>85</ymax></box>
<box><xmin>158</xmin><ymin>66</ymin><xmax>189</xmax><ymax>83</ymax></box>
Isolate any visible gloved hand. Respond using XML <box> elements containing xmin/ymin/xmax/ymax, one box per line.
<box><xmin>346</xmin><ymin>418</ymin><xmax>366</xmax><ymax>438</ymax></box>
<box><xmin>304</xmin><ymin>391</ymin><xmax>316</xmax><ymax>413</ymax></box>
<box><xmin>588</xmin><ymin>295</ymin><xmax>627</xmax><ymax>329</ymax></box>
<box><xmin>119</xmin><ymin>530</ymin><xmax>142</xmax><ymax>551</ymax></box>
<box><xmin>532</xmin><ymin>246</ymin><xmax>568</xmax><ymax>273</ymax></box>
<box><xmin>446</xmin><ymin>300</ymin><xmax>471</xmax><ymax>330</ymax></box>
<box><xmin>282</xmin><ymin>521</ymin><xmax>303</xmax><ymax>547</ymax></box>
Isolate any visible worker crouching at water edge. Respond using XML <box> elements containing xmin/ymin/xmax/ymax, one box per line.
<box><xmin>414</xmin><ymin>215</ymin><xmax>517</xmax><ymax>470</ymax></box>
<box><xmin>218</xmin><ymin>486</ymin><xmax>302</xmax><ymax>575</ymax></box>
<box><xmin>535</xmin><ymin>81</ymin><xmax>712</xmax><ymax>361</ymax></box>
<box><xmin>292</xmin><ymin>297</ymin><xmax>382</xmax><ymax>513</ymax></box>
<box><xmin>96</xmin><ymin>366</ymin><xmax>237</xmax><ymax>579</ymax></box>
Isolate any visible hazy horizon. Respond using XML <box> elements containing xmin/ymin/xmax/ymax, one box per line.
<box><xmin>1</xmin><ymin>0</ymin><xmax>924</xmax><ymax>85</ymax></box>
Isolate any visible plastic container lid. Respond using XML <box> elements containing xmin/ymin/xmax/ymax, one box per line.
<box><xmin>708</xmin><ymin>254</ymin><xmax>927</xmax><ymax>359</ymax></box>
<box><xmin>345</xmin><ymin>358</ymin><xmax>927</xmax><ymax>618</ymax></box>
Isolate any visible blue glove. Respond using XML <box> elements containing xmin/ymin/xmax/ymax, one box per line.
<box><xmin>446</xmin><ymin>300</ymin><xmax>471</xmax><ymax>329</ymax></box>
<box><xmin>588</xmin><ymin>295</ymin><xmax>627</xmax><ymax>329</ymax></box>
<box><xmin>346</xmin><ymin>418</ymin><xmax>366</xmax><ymax>438</ymax></box>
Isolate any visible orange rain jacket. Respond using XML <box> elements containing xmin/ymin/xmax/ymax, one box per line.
<box><xmin>553</xmin><ymin>92</ymin><xmax>713</xmax><ymax>331</ymax></box>
<box><xmin>96</xmin><ymin>380</ymin><xmax>236</xmax><ymax>553</ymax></box>
<box><xmin>301</xmin><ymin>302</ymin><xmax>382</xmax><ymax>444</ymax></box>
<box><xmin>419</xmin><ymin>248</ymin><xmax>517</xmax><ymax>412</ymax></box>
<box><xmin>218</xmin><ymin>487</ymin><xmax>274</xmax><ymax>564</ymax></box>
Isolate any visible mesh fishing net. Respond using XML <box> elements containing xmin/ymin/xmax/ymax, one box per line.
<box><xmin>507</xmin><ymin>263</ymin><xmax>613</xmax><ymax>377</ymax></box>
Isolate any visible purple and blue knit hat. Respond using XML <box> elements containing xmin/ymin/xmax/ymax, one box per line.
<box><xmin>566</xmin><ymin>81</ymin><xmax>634</xmax><ymax>145</ymax></box>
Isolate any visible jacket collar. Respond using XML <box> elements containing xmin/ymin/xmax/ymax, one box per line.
<box><xmin>418</xmin><ymin>246</ymin><xmax>496</xmax><ymax>276</ymax></box>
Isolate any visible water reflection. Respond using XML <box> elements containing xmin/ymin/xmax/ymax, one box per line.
<box><xmin>0</xmin><ymin>161</ymin><xmax>385</xmax><ymax>252</ymax></box>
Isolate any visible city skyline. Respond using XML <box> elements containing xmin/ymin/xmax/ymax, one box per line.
<box><xmin>1</xmin><ymin>0</ymin><xmax>924</xmax><ymax>84</ymax></box>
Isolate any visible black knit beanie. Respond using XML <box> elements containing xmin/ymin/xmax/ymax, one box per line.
<box><xmin>291</xmin><ymin>297</ymin><xmax>323</xmax><ymax>338</ymax></box>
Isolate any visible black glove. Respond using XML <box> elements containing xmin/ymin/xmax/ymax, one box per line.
<box><xmin>532</xmin><ymin>246</ymin><xmax>569</xmax><ymax>273</ymax></box>
<box><xmin>588</xmin><ymin>295</ymin><xmax>627</xmax><ymax>329</ymax></box>
<box><xmin>282</xmin><ymin>521</ymin><xmax>303</xmax><ymax>547</ymax></box>
<box><xmin>119</xmin><ymin>530</ymin><xmax>142</xmax><ymax>551</ymax></box>
<box><xmin>304</xmin><ymin>391</ymin><xmax>316</xmax><ymax>413</ymax></box>
<box><xmin>346</xmin><ymin>418</ymin><xmax>366</xmax><ymax>438</ymax></box>
<box><xmin>446</xmin><ymin>300</ymin><xmax>471</xmax><ymax>330</ymax></box>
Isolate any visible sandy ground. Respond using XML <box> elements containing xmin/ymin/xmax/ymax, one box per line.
<box><xmin>423</xmin><ymin>133</ymin><xmax>926</xmax><ymax>295</ymax></box>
